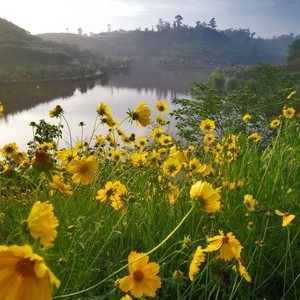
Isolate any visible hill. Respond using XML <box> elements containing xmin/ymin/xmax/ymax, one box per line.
<box><xmin>38</xmin><ymin>25</ymin><xmax>299</xmax><ymax>67</ymax></box>
<box><xmin>0</xmin><ymin>17</ymin><xmax>100</xmax><ymax>81</ymax></box>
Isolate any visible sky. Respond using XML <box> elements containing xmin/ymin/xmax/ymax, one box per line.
<box><xmin>1</xmin><ymin>0</ymin><xmax>300</xmax><ymax>38</ymax></box>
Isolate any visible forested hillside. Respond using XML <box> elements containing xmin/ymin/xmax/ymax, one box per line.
<box><xmin>39</xmin><ymin>19</ymin><xmax>299</xmax><ymax>67</ymax></box>
<box><xmin>0</xmin><ymin>17</ymin><xmax>99</xmax><ymax>81</ymax></box>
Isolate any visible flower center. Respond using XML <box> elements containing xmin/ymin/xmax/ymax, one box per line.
<box><xmin>16</xmin><ymin>258</ymin><xmax>36</xmax><ymax>277</ymax></box>
<box><xmin>133</xmin><ymin>269</ymin><xmax>144</xmax><ymax>282</ymax></box>
<box><xmin>78</xmin><ymin>163</ymin><xmax>88</xmax><ymax>173</ymax></box>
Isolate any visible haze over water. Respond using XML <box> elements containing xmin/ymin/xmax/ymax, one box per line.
<box><xmin>0</xmin><ymin>65</ymin><xmax>213</xmax><ymax>150</ymax></box>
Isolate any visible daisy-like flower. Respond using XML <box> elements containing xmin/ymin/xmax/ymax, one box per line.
<box><xmin>0</xmin><ymin>244</ymin><xmax>60</xmax><ymax>300</ymax></box>
<box><xmin>189</xmin><ymin>246</ymin><xmax>206</xmax><ymax>281</ymax></box>
<box><xmin>162</xmin><ymin>157</ymin><xmax>182</xmax><ymax>178</ymax></box>
<box><xmin>130</xmin><ymin>102</ymin><xmax>151</xmax><ymax>127</ymax></box>
<box><xmin>190</xmin><ymin>181</ymin><xmax>221</xmax><ymax>213</ymax></box>
<box><xmin>26</xmin><ymin>201</ymin><xmax>59</xmax><ymax>247</ymax></box>
<box><xmin>135</xmin><ymin>137</ymin><xmax>148</xmax><ymax>149</ymax></box>
<box><xmin>120</xmin><ymin>295</ymin><xmax>133</xmax><ymax>300</ymax></box>
<box><xmin>199</xmin><ymin>119</ymin><xmax>216</xmax><ymax>133</ymax></box>
<box><xmin>248</xmin><ymin>132</ymin><xmax>262</xmax><ymax>142</ymax></box>
<box><xmin>151</xmin><ymin>127</ymin><xmax>164</xmax><ymax>142</ymax></box>
<box><xmin>158</xmin><ymin>134</ymin><xmax>173</xmax><ymax>146</ymax></box>
<box><xmin>49</xmin><ymin>175</ymin><xmax>73</xmax><ymax>195</ymax></box>
<box><xmin>156</xmin><ymin>115</ymin><xmax>166</xmax><ymax>125</ymax></box>
<box><xmin>287</xmin><ymin>90</ymin><xmax>297</xmax><ymax>99</ymax></box>
<box><xmin>97</xmin><ymin>102</ymin><xmax>112</xmax><ymax>117</ymax></box>
<box><xmin>118</xmin><ymin>251</ymin><xmax>161</xmax><ymax>299</ymax></box>
<box><xmin>67</xmin><ymin>155</ymin><xmax>99</xmax><ymax>185</ymax></box>
<box><xmin>242</xmin><ymin>114</ymin><xmax>252</xmax><ymax>123</ymax></box>
<box><xmin>1</xmin><ymin>142</ymin><xmax>19</xmax><ymax>159</ymax></box>
<box><xmin>204</xmin><ymin>230</ymin><xmax>242</xmax><ymax>261</ymax></box>
<box><xmin>188</xmin><ymin>158</ymin><xmax>203</xmax><ymax>174</ymax></box>
<box><xmin>283</xmin><ymin>106</ymin><xmax>296</xmax><ymax>119</ymax></box>
<box><xmin>275</xmin><ymin>209</ymin><xmax>295</xmax><ymax>227</ymax></box>
<box><xmin>203</xmin><ymin>133</ymin><xmax>215</xmax><ymax>145</ymax></box>
<box><xmin>56</xmin><ymin>148</ymin><xmax>80</xmax><ymax>165</ymax></box>
<box><xmin>155</xmin><ymin>100</ymin><xmax>169</xmax><ymax>113</ymax></box>
<box><xmin>49</xmin><ymin>105</ymin><xmax>64</xmax><ymax>118</ymax></box>
<box><xmin>243</xmin><ymin>194</ymin><xmax>258</xmax><ymax>212</ymax></box>
<box><xmin>270</xmin><ymin>119</ymin><xmax>281</xmax><ymax>128</ymax></box>
<box><xmin>131</xmin><ymin>152</ymin><xmax>148</xmax><ymax>167</ymax></box>
<box><xmin>96</xmin><ymin>181</ymin><xmax>127</xmax><ymax>203</ymax></box>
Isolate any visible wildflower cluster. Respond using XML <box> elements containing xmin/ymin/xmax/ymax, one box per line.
<box><xmin>0</xmin><ymin>90</ymin><xmax>299</xmax><ymax>300</ymax></box>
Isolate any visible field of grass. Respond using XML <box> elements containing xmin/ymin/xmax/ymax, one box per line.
<box><xmin>0</xmin><ymin>93</ymin><xmax>299</xmax><ymax>299</ymax></box>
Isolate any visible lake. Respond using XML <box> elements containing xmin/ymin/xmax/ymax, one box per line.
<box><xmin>0</xmin><ymin>65</ymin><xmax>213</xmax><ymax>150</ymax></box>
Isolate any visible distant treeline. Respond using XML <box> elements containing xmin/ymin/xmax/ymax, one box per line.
<box><xmin>39</xmin><ymin>16</ymin><xmax>300</xmax><ymax>67</ymax></box>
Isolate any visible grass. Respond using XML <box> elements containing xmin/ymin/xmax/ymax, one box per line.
<box><xmin>0</xmin><ymin>96</ymin><xmax>300</xmax><ymax>299</ymax></box>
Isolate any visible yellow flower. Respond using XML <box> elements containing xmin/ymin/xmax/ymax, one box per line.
<box><xmin>120</xmin><ymin>295</ymin><xmax>133</xmax><ymax>300</ymax></box>
<box><xmin>168</xmin><ymin>183</ymin><xmax>180</xmax><ymax>205</ymax></box>
<box><xmin>118</xmin><ymin>251</ymin><xmax>161</xmax><ymax>298</ymax></box>
<box><xmin>188</xmin><ymin>158</ymin><xmax>203</xmax><ymax>173</ymax></box>
<box><xmin>203</xmin><ymin>133</ymin><xmax>215</xmax><ymax>145</ymax></box>
<box><xmin>242</xmin><ymin>114</ymin><xmax>252</xmax><ymax>123</ymax></box>
<box><xmin>243</xmin><ymin>194</ymin><xmax>258</xmax><ymax>212</ymax></box>
<box><xmin>189</xmin><ymin>246</ymin><xmax>206</xmax><ymax>281</ymax></box>
<box><xmin>130</xmin><ymin>152</ymin><xmax>148</xmax><ymax>167</ymax></box>
<box><xmin>26</xmin><ymin>201</ymin><xmax>59</xmax><ymax>247</ymax></box>
<box><xmin>237</xmin><ymin>259</ymin><xmax>252</xmax><ymax>282</ymax></box>
<box><xmin>287</xmin><ymin>90</ymin><xmax>297</xmax><ymax>99</ymax></box>
<box><xmin>97</xmin><ymin>102</ymin><xmax>112</xmax><ymax>116</ymax></box>
<box><xmin>135</xmin><ymin>136</ymin><xmax>148</xmax><ymax>149</ymax></box>
<box><xmin>0</xmin><ymin>101</ymin><xmax>4</xmax><ymax>117</ymax></box>
<box><xmin>190</xmin><ymin>181</ymin><xmax>221</xmax><ymax>213</ymax></box>
<box><xmin>283</xmin><ymin>106</ymin><xmax>295</xmax><ymax>119</ymax></box>
<box><xmin>49</xmin><ymin>175</ymin><xmax>73</xmax><ymax>195</ymax></box>
<box><xmin>270</xmin><ymin>119</ymin><xmax>281</xmax><ymax>128</ymax></box>
<box><xmin>204</xmin><ymin>230</ymin><xmax>242</xmax><ymax>261</ymax></box>
<box><xmin>131</xmin><ymin>102</ymin><xmax>151</xmax><ymax>127</ymax></box>
<box><xmin>162</xmin><ymin>158</ymin><xmax>182</xmax><ymax>178</ymax></box>
<box><xmin>49</xmin><ymin>105</ymin><xmax>64</xmax><ymax>118</ymax></box>
<box><xmin>0</xmin><ymin>244</ymin><xmax>60</xmax><ymax>299</ymax></box>
<box><xmin>151</xmin><ymin>127</ymin><xmax>164</xmax><ymax>142</ymax></box>
<box><xmin>67</xmin><ymin>155</ymin><xmax>99</xmax><ymax>185</ymax></box>
<box><xmin>155</xmin><ymin>100</ymin><xmax>169</xmax><ymax>113</ymax></box>
<box><xmin>248</xmin><ymin>132</ymin><xmax>262</xmax><ymax>142</ymax></box>
<box><xmin>275</xmin><ymin>209</ymin><xmax>295</xmax><ymax>227</ymax></box>
<box><xmin>1</xmin><ymin>142</ymin><xmax>19</xmax><ymax>159</ymax></box>
<box><xmin>156</xmin><ymin>115</ymin><xmax>166</xmax><ymax>125</ymax></box>
<box><xmin>96</xmin><ymin>181</ymin><xmax>127</xmax><ymax>203</ymax></box>
<box><xmin>199</xmin><ymin>119</ymin><xmax>216</xmax><ymax>133</ymax></box>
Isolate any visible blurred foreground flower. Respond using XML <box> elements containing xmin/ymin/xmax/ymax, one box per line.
<box><xmin>26</xmin><ymin>201</ymin><xmax>59</xmax><ymax>247</ymax></box>
<box><xmin>0</xmin><ymin>244</ymin><xmax>60</xmax><ymax>299</ymax></box>
<box><xmin>118</xmin><ymin>251</ymin><xmax>161</xmax><ymax>299</ymax></box>
<box><xmin>190</xmin><ymin>181</ymin><xmax>221</xmax><ymax>213</ymax></box>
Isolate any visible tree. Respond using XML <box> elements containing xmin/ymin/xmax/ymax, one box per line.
<box><xmin>175</xmin><ymin>15</ymin><xmax>183</xmax><ymax>28</ymax></box>
<box><xmin>208</xmin><ymin>18</ymin><xmax>217</xmax><ymax>29</ymax></box>
<box><xmin>286</xmin><ymin>39</ymin><xmax>300</xmax><ymax>62</ymax></box>
<box><xmin>77</xmin><ymin>28</ymin><xmax>83</xmax><ymax>35</ymax></box>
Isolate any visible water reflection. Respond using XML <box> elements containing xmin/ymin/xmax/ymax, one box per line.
<box><xmin>0</xmin><ymin>65</ymin><xmax>212</xmax><ymax>150</ymax></box>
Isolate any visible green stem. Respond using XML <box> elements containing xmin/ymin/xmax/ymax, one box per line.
<box><xmin>53</xmin><ymin>203</ymin><xmax>195</xmax><ymax>298</ymax></box>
